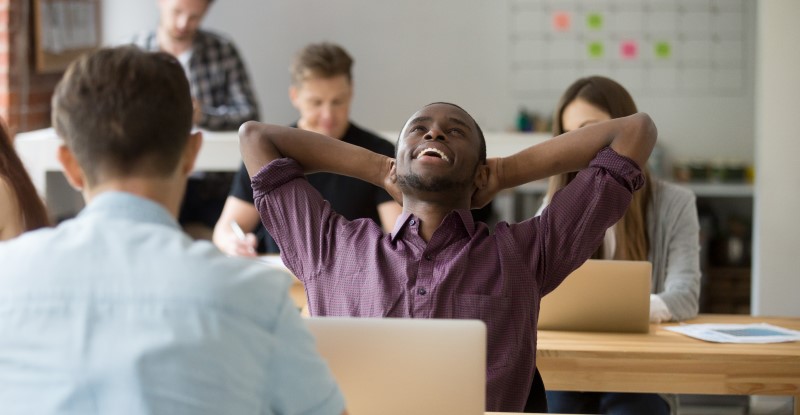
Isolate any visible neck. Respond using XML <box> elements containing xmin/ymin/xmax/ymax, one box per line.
<box><xmin>157</xmin><ymin>27</ymin><xmax>194</xmax><ymax>56</ymax></box>
<box><xmin>402</xmin><ymin>193</ymin><xmax>471</xmax><ymax>242</ymax></box>
<box><xmin>83</xmin><ymin>176</ymin><xmax>186</xmax><ymax>218</ymax></box>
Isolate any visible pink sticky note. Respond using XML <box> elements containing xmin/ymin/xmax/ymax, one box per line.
<box><xmin>620</xmin><ymin>40</ymin><xmax>638</xmax><ymax>59</ymax></box>
<box><xmin>552</xmin><ymin>12</ymin><xmax>571</xmax><ymax>32</ymax></box>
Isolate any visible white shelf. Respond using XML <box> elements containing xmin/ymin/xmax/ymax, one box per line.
<box><xmin>679</xmin><ymin>182</ymin><xmax>754</xmax><ymax>198</ymax></box>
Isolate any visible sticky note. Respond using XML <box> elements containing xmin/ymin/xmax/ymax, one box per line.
<box><xmin>587</xmin><ymin>13</ymin><xmax>603</xmax><ymax>30</ymax></box>
<box><xmin>620</xmin><ymin>40</ymin><xmax>638</xmax><ymax>59</ymax></box>
<box><xmin>552</xmin><ymin>11</ymin><xmax>571</xmax><ymax>32</ymax></box>
<box><xmin>588</xmin><ymin>41</ymin><xmax>604</xmax><ymax>58</ymax></box>
<box><xmin>654</xmin><ymin>41</ymin><xmax>672</xmax><ymax>59</ymax></box>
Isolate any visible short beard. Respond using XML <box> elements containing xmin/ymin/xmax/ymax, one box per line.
<box><xmin>396</xmin><ymin>172</ymin><xmax>469</xmax><ymax>193</ymax></box>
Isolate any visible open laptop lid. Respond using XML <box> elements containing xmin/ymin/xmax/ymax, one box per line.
<box><xmin>538</xmin><ymin>259</ymin><xmax>652</xmax><ymax>333</ymax></box>
<box><xmin>304</xmin><ymin>317</ymin><xmax>486</xmax><ymax>415</ymax></box>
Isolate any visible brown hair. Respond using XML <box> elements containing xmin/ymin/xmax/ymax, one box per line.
<box><xmin>0</xmin><ymin>118</ymin><xmax>50</xmax><ymax>231</ymax></box>
<box><xmin>546</xmin><ymin>75</ymin><xmax>652</xmax><ymax>261</ymax></box>
<box><xmin>290</xmin><ymin>42</ymin><xmax>353</xmax><ymax>87</ymax></box>
<box><xmin>52</xmin><ymin>46</ymin><xmax>193</xmax><ymax>186</ymax></box>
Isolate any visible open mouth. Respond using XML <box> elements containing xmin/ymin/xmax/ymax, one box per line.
<box><xmin>414</xmin><ymin>147</ymin><xmax>450</xmax><ymax>162</ymax></box>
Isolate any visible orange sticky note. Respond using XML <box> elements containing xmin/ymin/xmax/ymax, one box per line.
<box><xmin>553</xmin><ymin>11</ymin><xmax>571</xmax><ymax>32</ymax></box>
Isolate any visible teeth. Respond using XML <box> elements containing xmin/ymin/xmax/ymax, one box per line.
<box><xmin>417</xmin><ymin>147</ymin><xmax>450</xmax><ymax>162</ymax></box>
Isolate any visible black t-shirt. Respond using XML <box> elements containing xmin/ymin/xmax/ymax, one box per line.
<box><xmin>232</xmin><ymin>122</ymin><xmax>495</xmax><ymax>253</ymax></box>
<box><xmin>230</xmin><ymin>122</ymin><xmax>396</xmax><ymax>253</ymax></box>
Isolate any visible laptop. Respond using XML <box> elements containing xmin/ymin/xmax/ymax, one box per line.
<box><xmin>304</xmin><ymin>317</ymin><xmax>486</xmax><ymax>415</ymax></box>
<box><xmin>538</xmin><ymin>259</ymin><xmax>652</xmax><ymax>333</ymax></box>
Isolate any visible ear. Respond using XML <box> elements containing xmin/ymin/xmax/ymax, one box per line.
<box><xmin>180</xmin><ymin>131</ymin><xmax>203</xmax><ymax>176</ymax></box>
<box><xmin>389</xmin><ymin>159</ymin><xmax>397</xmax><ymax>184</ymax></box>
<box><xmin>288</xmin><ymin>85</ymin><xmax>300</xmax><ymax>110</ymax></box>
<box><xmin>57</xmin><ymin>144</ymin><xmax>86</xmax><ymax>191</ymax></box>
<box><xmin>473</xmin><ymin>162</ymin><xmax>489</xmax><ymax>190</ymax></box>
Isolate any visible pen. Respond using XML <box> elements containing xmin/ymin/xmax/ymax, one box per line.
<box><xmin>230</xmin><ymin>220</ymin><xmax>247</xmax><ymax>241</ymax></box>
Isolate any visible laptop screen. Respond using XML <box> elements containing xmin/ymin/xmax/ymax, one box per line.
<box><xmin>304</xmin><ymin>317</ymin><xmax>486</xmax><ymax>415</ymax></box>
<box><xmin>538</xmin><ymin>260</ymin><xmax>652</xmax><ymax>333</ymax></box>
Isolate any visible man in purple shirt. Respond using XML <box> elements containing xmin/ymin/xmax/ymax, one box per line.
<box><xmin>239</xmin><ymin>102</ymin><xmax>656</xmax><ymax>412</ymax></box>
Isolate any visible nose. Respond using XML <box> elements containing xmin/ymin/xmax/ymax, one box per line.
<box><xmin>424</xmin><ymin>126</ymin><xmax>445</xmax><ymax>141</ymax></box>
<box><xmin>176</xmin><ymin>15</ymin><xmax>190</xmax><ymax>31</ymax></box>
<box><xmin>319</xmin><ymin>104</ymin><xmax>333</xmax><ymax>122</ymax></box>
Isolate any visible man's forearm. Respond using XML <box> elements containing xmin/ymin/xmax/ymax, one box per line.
<box><xmin>498</xmin><ymin>113</ymin><xmax>656</xmax><ymax>190</ymax></box>
<box><xmin>238</xmin><ymin>121</ymin><xmax>390</xmax><ymax>187</ymax></box>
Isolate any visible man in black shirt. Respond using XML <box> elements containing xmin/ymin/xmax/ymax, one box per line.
<box><xmin>213</xmin><ymin>42</ymin><xmax>401</xmax><ymax>255</ymax></box>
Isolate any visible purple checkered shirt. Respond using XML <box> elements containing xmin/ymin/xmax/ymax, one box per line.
<box><xmin>252</xmin><ymin>147</ymin><xmax>643</xmax><ymax>412</ymax></box>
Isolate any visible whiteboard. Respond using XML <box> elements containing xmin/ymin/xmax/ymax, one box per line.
<box><xmin>101</xmin><ymin>0</ymin><xmax>756</xmax><ymax>163</ymax></box>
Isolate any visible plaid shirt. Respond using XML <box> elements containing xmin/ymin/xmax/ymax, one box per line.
<box><xmin>131</xmin><ymin>30</ymin><xmax>259</xmax><ymax>131</ymax></box>
<box><xmin>253</xmin><ymin>148</ymin><xmax>644</xmax><ymax>412</ymax></box>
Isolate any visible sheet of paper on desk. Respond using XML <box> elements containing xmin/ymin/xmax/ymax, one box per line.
<box><xmin>256</xmin><ymin>255</ymin><xmax>285</xmax><ymax>267</ymax></box>
<box><xmin>665</xmin><ymin>323</ymin><xmax>800</xmax><ymax>343</ymax></box>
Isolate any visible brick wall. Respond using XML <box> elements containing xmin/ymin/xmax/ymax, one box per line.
<box><xmin>0</xmin><ymin>0</ymin><xmax>61</xmax><ymax>136</ymax></box>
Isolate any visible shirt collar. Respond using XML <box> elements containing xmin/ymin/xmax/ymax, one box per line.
<box><xmin>78</xmin><ymin>191</ymin><xmax>181</xmax><ymax>230</ymax></box>
<box><xmin>390</xmin><ymin>209</ymin><xmax>476</xmax><ymax>242</ymax></box>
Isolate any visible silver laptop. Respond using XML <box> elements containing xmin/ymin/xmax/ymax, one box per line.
<box><xmin>304</xmin><ymin>317</ymin><xmax>486</xmax><ymax>415</ymax></box>
<box><xmin>538</xmin><ymin>259</ymin><xmax>652</xmax><ymax>333</ymax></box>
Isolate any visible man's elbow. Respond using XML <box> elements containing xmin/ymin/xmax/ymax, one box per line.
<box><xmin>634</xmin><ymin>112</ymin><xmax>658</xmax><ymax>148</ymax></box>
<box><xmin>238</xmin><ymin>120</ymin><xmax>262</xmax><ymax>145</ymax></box>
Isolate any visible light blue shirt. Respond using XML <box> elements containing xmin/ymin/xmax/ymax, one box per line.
<box><xmin>0</xmin><ymin>192</ymin><xmax>344</xmax><ymax>415</ymax></box>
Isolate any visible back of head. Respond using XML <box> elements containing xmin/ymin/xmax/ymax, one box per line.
<box><xmin>552</xmin><ymin>75</ymin><xmax>638</xmax><ymax>136</ymax></box>
<box><xmin>290</xmin><ymin>42</ymin><xmax>353</xmax><ymax>86</ymax></box>
<box><xmin>52</xmin><ymin>46</ymin><xmax>193</xmax><ymax>187</ymax></box>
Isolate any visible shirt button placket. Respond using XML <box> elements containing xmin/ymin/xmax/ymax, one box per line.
<box><xmin>414</xmin><ymin>251</ymin><xmax>434</xmax><ymax>317</ymax></box>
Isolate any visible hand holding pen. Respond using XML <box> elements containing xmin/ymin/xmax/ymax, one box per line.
<box><xmin>226</xmin><ymin>220</ymin><xmax>258</xmax><ymax>257</ymax></box>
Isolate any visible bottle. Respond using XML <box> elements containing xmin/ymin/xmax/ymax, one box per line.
<box><xmin>516</xmin><ymin>108</ymin><xmax>532</xmax><ymax>132</ymax></box>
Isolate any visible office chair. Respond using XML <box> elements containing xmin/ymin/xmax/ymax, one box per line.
<box><xmin>523</xmin><ymin>367</ymin><xmax>548</xmax><ymax>413</ymax></box>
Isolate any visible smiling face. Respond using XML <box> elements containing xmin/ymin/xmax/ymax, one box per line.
<box><xmin>394</xmin><ymin>103</ymin><xmax>485</xmax><ymax>196</ymax></box>
<box><xmin>561</xmin><ymin>97</ymin><xmax>612</xmax><ymax>133</ymax></box>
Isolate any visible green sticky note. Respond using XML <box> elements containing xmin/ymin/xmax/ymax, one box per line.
<box><xmin>587</xmin><ymin>13</ymin><xmax>603</xmax><ymax>30</ymax></box>
<box><xmin>588</xmin><ymin>41</ymin><xmax>604</xmax><ymax>58</ymax></box>
<box><xmin>655</xmin><ymin>41</ymin><xmax>672</xmax><ymax>58</ymax></box>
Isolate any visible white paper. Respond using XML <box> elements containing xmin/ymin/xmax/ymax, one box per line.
<box><xmin>255</xmin><ymin>255</ymin><xmax>287</xmax><ymax>269</ymax></box>
<box><xmin>665</xmin><ymin>323</ymin><xmax>800</xmax><ymax>344</ymax></box>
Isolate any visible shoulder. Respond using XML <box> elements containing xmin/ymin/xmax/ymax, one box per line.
<box><xmin>346</xmin><ymin>123</ymin><xmax>395</xmax><ymax>155</ymax></box>
<box><xmin>128</xmin><ymin>31</ymin><xmax>157</xmax><ymax>49</ymax></box>
<box><xmin>652</xmin><ymin>179</ymin><xmax>696</xmax><ymax>208</ymax></box>
<box><xmin>195</xmin><ymin>30</ymin><xmax>240</xmax><ymax>53</ymax></box>
<box><xmin>179</xmin><ymin>242</ymin><xmax>294</xmax><ymax>319</ymax></box>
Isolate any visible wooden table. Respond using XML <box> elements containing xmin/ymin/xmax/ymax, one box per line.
<box><xmin>536</xmin><ymin>314</ymin><xmax>800</xmax><ymax>413</ymax></box>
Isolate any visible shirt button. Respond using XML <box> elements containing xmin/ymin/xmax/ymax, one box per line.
<box><xmin>409</xmin><ymin>219</ymin><xmax>416</xmax><ymax>226</ymax></box>
<box><xmin>424</xmin><ymin>254</ymin><xmax>433</xmax><ymax>261</ymax></box>
<box><xmin>417</xmin><ymin>287</ymin><xmax>427</xmax><ymax>295</ymax></box>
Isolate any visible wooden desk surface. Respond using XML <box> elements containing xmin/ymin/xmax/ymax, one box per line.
<box><xmin>537</xmin><ymin>314</ymin><xmax>800</xmax><ymax>413</ymax></box>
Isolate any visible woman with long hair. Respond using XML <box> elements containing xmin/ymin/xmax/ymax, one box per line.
<box><xmin>0</xmin><ymin>118</ymin><xmax>50</xmax><ymax>240</ymax></box>
<box><xmin>541</xmin><ymin>76</ymin><xmax>701</xmax><ymax>415</ymax></box>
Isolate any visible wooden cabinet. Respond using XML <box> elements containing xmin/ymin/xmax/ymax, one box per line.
<box><xmin>692</xmin><ymin>184</ymin><xmax>754</xmax><ymax>315</ymax></box>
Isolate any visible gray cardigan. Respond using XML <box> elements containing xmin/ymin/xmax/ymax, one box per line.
<box><xmin>537</xmin><ymin>179</ymin><xmax>702</xmax><ymax>321</ymax></box>
<box><xmin>647</xmin><ymin>179</ymin><xmax>701</xmax><ymax>321</ymax></box>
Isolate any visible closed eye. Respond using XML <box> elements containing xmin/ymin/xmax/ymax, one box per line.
<box><xmin>448</xmin><ymin>128</ymin><xmax>465</xmax><ymax>136</ymax></box>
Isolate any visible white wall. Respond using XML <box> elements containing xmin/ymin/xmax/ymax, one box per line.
<box><xmin>101</xmin><ymin>0</ymin><xmax>756</xmax><ymax>165</ymax></box>
<box><xmin>752</xmin><ymin>0</ymin><xmax>800</xmax><ymax>317</ymax></box>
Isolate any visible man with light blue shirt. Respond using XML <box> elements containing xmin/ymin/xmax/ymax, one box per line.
<box><xmin>0</xmin><ymin>46</ymin><xmax>345</xmax><ymax>415</ymax></box>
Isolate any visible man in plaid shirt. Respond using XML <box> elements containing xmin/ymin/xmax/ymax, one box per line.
<box><xmin>131</xmin><ymin>0</ymin><xmax>260</xmax><ymax>235</ymax></box>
